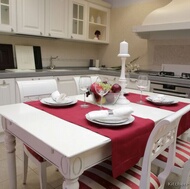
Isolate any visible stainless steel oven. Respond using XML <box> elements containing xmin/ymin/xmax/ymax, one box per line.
<box><xmin>150</xmin><ymin>81</ymin><xmax>190</xmax><ymax>98</ymax></box>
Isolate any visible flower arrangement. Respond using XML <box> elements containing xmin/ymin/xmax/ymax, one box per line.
<box><xmin>111</xmin><ymin>56</ymin><xmax>140</xmax><ymax>72</ymax></box>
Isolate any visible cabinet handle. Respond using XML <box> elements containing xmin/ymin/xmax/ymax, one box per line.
<box><xmin>49</xmin><ymin>33</ymin><xmax>51</xmax><ymax>36</ymax></box>
<box><xmin>3</xmin><ymin>80</ymin><xmax>6</xmax><ymax>85</ymax></box>
<box><xmin>71</xmin><ymin>36</ymin><xmax>73</xmax><ymax>39</ymax></box>
<box><xmin>40</xmin><ymin>32</ymin><xmax>43</xmax><ymax>35</ymax></box>
<box><xmin>11</xmin><ymin>28</ymin><xmax>14</xmax><ymax>32</ymax></box>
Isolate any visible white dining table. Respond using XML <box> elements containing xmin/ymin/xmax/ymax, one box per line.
<box><xmin>0</xmin><ymin>89</ymin><xmax>189</xmax><ymax>189</ymax></box>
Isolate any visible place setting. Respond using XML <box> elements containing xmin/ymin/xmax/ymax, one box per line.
<box><xmin>85</xmin><ymin>106</ymin><xmax>134</xmax><ymax>127</ymax></box>
<box><xmin>40</xmin><ymin>90</ymin><xmax>77</xmax><ymax>107</ymax></box>
<box><xmin>146</xmin><ymin>94</ymin><xmax>178</xmax><ymax>105</ymax></box>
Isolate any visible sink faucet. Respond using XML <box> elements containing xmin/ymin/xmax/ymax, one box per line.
<box><xmin>48</xmin><ymin>56</ymin><xmax>58</xmax><ymax>69</ymax></box>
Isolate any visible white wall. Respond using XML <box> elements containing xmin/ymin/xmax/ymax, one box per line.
<box><xmin>0</xmin><ymin>35</ymin><xmax>100</xmax><ymax>68</ymax></box>
<box><xmin>100</xmin><ymin>0</ymin><xmax>190</xmax><ymax>71</ymax></box>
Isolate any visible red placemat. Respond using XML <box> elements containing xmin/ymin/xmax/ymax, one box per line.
<box><xmin>126</xmin><ymin>93</ymin><xmax>190</xmax><ymax>135</ymax></box>
<box><xmin>26</xmin><ymin>100</ymin><xmax>154</xmax><ymax>178</ymax></box>
<box><xmin>126</xmin><ymin>93</ymin><xmax>188</xmax><ymax>111</ymax></box>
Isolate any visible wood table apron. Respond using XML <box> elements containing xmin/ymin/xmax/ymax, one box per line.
<box><xmin>26</xmin><ymin>100</ymin><xmax>155</xmax><ymax>178</ymax></box>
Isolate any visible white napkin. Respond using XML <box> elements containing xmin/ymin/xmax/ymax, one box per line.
<box><xmin>51</xmin><ymin>90</ymin><xmax>67</xmax><ymax>103</ymax></box>
<box><xmin>88</xmin><ymin>107</ymin><xmax>133</xmax><ymax>121</ymax></box>
<box><xmin>150</xmin><ymin>94</ymin><xmax>174</xmax><ymax>103</ymax></box>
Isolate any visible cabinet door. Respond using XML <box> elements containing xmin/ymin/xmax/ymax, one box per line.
<box><xmin>45</xmin><ymin>0</ymin><xmax>68</xmax><ymax>38</ymax></box>
<box><xmin>0</xmin><ymin>0</ymin><xmax>16</xmax><ymax>33</ymax></box>
<box><xmin>55</xmin><ymin>76</ymin><xmax>77</xmax><ymax>96</ymax></box>
<box><xmin>68</xmin><ymin>0</ymin><xmax>87</xmax><ymax>40</ymax></box>
<box><xmin>0</xmin><ymin>79</ymin><xmax>15</xmax><ymax>133</ymax></box>
<box><xmin>17</xmin><ymin>0</ymin><xmax>45</xmax><ymax>36</ymax></box>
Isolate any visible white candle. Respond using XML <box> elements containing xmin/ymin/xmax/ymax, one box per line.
<box><xmin>119</xmin><ymin>41</ymin><xmax>128</xmax><ymax>55</ymax></box>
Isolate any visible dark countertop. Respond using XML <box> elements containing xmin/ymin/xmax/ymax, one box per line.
<box><xmin>0</xmin><ymin>68</ymin><xmax>190</xmax><ymax>87</ymax></box>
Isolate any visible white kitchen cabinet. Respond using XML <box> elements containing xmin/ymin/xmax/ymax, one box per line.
<box><xmin>17</xmin><ymin>0</ymin><xmax>45</xmax><ymax>36</ymax></box>
<box><xmin>15</xmin><ymin>76</ymin><xmax>53</xmax><ymax>102</ymax></box>
<box><xmin>87</xmin><ymin>2</ymin><xmax>110</xmax><ymax>43</ymax></box>
<box><xmin>68</xmin><ymin>0</ymin><xmax>87</xmax><ymax>40</ymax></box>
<box><xmin>0</xmin><ymin>79</ymin><xmax>15</xmax><ymax>137</ymax></box>
<box><xmin>54</xmin><ymin>76</ymin><xmax>77</xmax><ymax>96</ymax></box>
<box><xmin>68</xmin><ymin>0</ymin><xmax>110</xmax><ymax>43</ymax></box>
<box><xmin>45</xmin><ymin>0</ymin><xmax>68</xmax><ymax>38</ymax></box>
<box><xmin>17</xmin><ymin>0</ymin><xmax>68</xmax><ymax>38</ymax></box>
<box><xmin>0</xmin><ymin>0</ymin><xmax>16</xmax><ymax>33</ymax></box>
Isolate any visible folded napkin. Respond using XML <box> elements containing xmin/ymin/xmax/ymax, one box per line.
<box><xmin>149</xmin><ymin>94</ymin><xmax>174</xmax><ymax>103</ymax></box>
<box><xmin>51</xmin><ymin>91</ymin><xmax>67</xmax><ymax>103</ymax></box>
<box><xmin>88</xmin><ymin>107</ymin><xmax>134</xmax><ymax>121</ymax></box>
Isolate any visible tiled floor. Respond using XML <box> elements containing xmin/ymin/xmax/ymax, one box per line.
<box><xmin>0</xmin><ymin>138</ymin><xmax>188</xmax><ymax>189</ymax></box>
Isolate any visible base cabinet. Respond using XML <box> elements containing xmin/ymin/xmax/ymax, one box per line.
<box><xmin>0</xmin><ymin>79</ymin><xmax>15</xmax><ymax>139</ymax></box>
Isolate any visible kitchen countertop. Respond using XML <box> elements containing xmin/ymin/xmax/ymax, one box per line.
<box><xmin>0</xmin><ymin>67</ymin><xmax>190</xmax><ymax>87</ymax></box>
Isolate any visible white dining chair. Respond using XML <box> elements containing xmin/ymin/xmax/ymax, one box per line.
<box><xmin>77</xmin><ymin>105</ymin><xmax>190</xmax><ymax>189</ymax></box>
<box><xmin>16</xmin><ymin>79</ymin><xmax>58</xmax><ymax>189</ymax></box>
<box><xmin>73</xmin><ymin>75</ymin><xmax>98</xmax><ymax>94</ymax></box>
<box><xmin>153</xmin><ymin>108</ymin><xmax>190</xmax><ymax>189</ymax></box>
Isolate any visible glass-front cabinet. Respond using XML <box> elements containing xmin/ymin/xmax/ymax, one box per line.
<box><xmin>68</xmin><ymin>0</ymin><xmax>110</xmax><ymax>43</ymax></box>
<box><xmin>0</xmin><ymin>0</ymin><xmax>16</xmax><ymax>32</ymax></box>
<box><xmin>69</xmin><ymin>0</ymin><xmax>87</xmax><ymax>40</ymax></box>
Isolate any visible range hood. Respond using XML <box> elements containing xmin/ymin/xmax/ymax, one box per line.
<box><xmin>133</xmin><ymin>0</ymin><xmax>190</xmax><ymax>39</ymax></box>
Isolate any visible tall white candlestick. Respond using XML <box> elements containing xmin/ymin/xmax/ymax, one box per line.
<box><xmin>119</xmin><ymin>41</ymin><xmax>128</xmax><ymax>55</ymax></box>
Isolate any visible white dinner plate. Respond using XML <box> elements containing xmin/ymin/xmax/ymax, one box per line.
<box><xmin>86</xmin><ymin>114</ymin><xmax>135</xmax><ymax>127</ymax></box>
<box><xmin>40</xmin><ymin>97</ymin><xmax>77</xmax><ymax>107</ymax></box>
<box><xmin>146</xmin><ymin>96</ymin><xmax>178</xmax><ymax>105</ymax></box>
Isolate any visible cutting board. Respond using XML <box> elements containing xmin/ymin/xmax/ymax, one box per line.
<box><xmin>15</xmin><ymin>45</ymin><xmax>35</xmax><ymax>70</ymax></box>
<box><xmin>0</xmin><ymin>44</ymin><xmax>14</xmax><ymax>70</ymax></box>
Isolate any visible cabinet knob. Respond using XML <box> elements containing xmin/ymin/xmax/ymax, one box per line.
<box><xmin>71</xmin><ymin>36</ymin><xmax>73</xmax><ymax>39</ymax></box>
<box><xmin>49</xmin><ymin>33</ymin><xmax>51</xmax><ymax>36</ymax></box>
<box><xmin>40</xmin><ymin>32</ymin><xmax>43</xmax><ymax>35</ymax></box>
<box><xmin>3</xmin><ymin>80</ymin><xmax>6</xmax><ymax>85</ymax></box>
<box><xmin>11</xmin><ymin>28</ymin><xmax>14</xmax><ymax>32</ymax></box>
<box><xmin>57</xmin><ymin>78</ymin><xmax>60</xmax><ymax>81</ymax></box>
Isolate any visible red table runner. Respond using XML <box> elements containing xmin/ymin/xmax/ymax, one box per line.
<box><xmin>26</xmin><ymin>100</ymin><xmax>154</xmax><ymax>178</ymax></box>
<box><xmin>126</xmin><ymin>93</ymin><xmax>190</xmax><ymax>136</ymax></box>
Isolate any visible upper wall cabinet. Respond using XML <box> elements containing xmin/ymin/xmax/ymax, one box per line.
<box><xmin>87</xmin><ymin>2</ymin><xmax>110</xmax><ymax>43</ymax></box>
<box><xmin>17</xmin><ymin>0</ymin><xmax>45</xmax><ymax>36</ymax></box>
<box><xmin>45</xmin><ymin>0</ymin><xmax>68</xmax><ymax>38</ymax></box>
<box><xmin>68</xmin><ymin>0</ymin><xmax>87</xmax><ymax>40</ymax></box>
<box><xmin>0</xmin><ymin>0</ymin><xmax>16</xmax><ymax>33</ymax></box>
<box><xmin>68</xmin><ymin>0</ymin><xmax>110</xmax><ymax>43</ymax></box>
<box><xmin>17</xmin><ymin>0</ymin><xmax>68</xmax><ymax>38</ymax></box>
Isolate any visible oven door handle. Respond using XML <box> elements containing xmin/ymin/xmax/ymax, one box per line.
<box><xmin>152</xmin><ymin>89</ymin><xmax>189</xmax><ymax>98</ymax></box>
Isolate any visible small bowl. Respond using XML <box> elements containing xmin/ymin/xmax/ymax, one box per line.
<box><xmin>92</xmin><ymin>92</ymin><xmax>121</xmax><ymax>105</ymax></box>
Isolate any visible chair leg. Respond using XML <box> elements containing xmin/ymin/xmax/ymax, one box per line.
<box><xmin>39</xmin><ymin>163</ymin><xmax>47</xmax><ymax>189</ymax></box>
<box><xmin>23</xmin><ymin>150</ymin><xmax>28</xmax><ymax>184</ymax></box>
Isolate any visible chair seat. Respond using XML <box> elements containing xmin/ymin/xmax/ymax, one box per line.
<box><xmin>25</xmin><ymin>145</ymin><xmax>45</xmax><ymax>162</ymax></box>
<box><xmin>156</xmin><ymin>138</ymin><xmax>190</xmax><ymax>168</ymax></box>
<box><xmin>79</xmin><ymin>160</ymin><xmax>160</xmax><ymax>189</ymax></box>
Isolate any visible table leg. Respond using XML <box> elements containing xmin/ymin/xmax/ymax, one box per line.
<box><xmin>4</xmin><ymin>131</ymin><xmax>17</xmax><ymax>189</ymax></box>
<box><xmin>62</xmin><ymin>178</ymin><xmax>79</xmax><ymax>189</ymax></box>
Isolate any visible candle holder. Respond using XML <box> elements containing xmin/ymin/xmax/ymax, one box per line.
<box><xmin>117</xmin><ymin>53</ymin><xmax>130</xmax><ymax>105</ymax></box>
